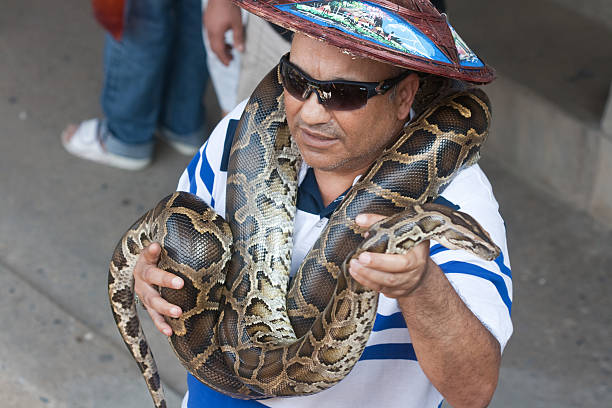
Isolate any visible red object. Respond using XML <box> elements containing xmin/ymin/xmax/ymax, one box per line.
<box><xmin>232</xmin><ymin>0</ymin><xmax>495</xmax><ymax>84</ymax></box>
<box><xmin>92</xmin><ymin>0</ymin><xmax>126</xmax><ymax>40</ymax></box>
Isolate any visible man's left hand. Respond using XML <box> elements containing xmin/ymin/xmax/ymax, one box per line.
<box><xmin>350</xmin><ymin>213</ymin><xmax>433</xmax><ymax>298</ymax></box>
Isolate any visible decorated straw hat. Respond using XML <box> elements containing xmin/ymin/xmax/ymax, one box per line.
<box><xmin>233</xmin><ymin>0</ymin><xmax>494</xmax><ymax>84</ymax></box>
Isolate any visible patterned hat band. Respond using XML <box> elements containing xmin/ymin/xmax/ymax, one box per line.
<box><xmin>233</xmin><ymin>0</ymin><xmax>495</xmax><ymax>84</ymax></box>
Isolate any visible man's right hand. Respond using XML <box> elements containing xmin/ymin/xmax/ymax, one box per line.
<box><xmin>204</xmin><ymin>0</ymin><xmax>245</xmax><ymax>66</ymax></box>
<box><xmin>134</xmin><ymin>243</ymin><xmax>184</xmax><ymax>336</ymax></box>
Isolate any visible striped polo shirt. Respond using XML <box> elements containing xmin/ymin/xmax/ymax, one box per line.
<box><xmin>176</xmin><ymin>100</ymin><xmax>513</xmax><ymax>408</ymax></box>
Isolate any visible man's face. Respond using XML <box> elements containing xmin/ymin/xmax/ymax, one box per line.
<box><xmin>285</xmin><ymin>34</ymin><xmax>416</xmax><ymax>177</ymax></box>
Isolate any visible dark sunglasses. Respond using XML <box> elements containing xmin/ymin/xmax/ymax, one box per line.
<box><xmin>279</xmin><ymin>53</ymin><xmax>412</xmax><ymax>111</ymax></box>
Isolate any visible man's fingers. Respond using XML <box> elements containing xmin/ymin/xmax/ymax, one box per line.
<box><xmin>356</xmin><ymin>251</ymin><xmax>414</xmax><ymax>273</ymax></box>
<box><xmin>147</xmin><ymin>307</ymin><xmax>174</xmax><ymax>337</ymax></box>
<box><xmin>355</xmin><ymin>213</ymin><xmax>387</xmax><ymax>229</ymax></box>
<box><xmin>350</xmin><ymin>257</ymin><xmax>408</xmax><ymax>286</ymax></box>
<box><xmin>141</xmin><ymin>242</ymin><xmax>161</xmax><ymax>263</ymax></box>
<box><xmin>349</xmin><ymin>257</ymin><xmax>421</xmax><ymax>295</ymax></box>
<box><xmin>146</xmin><ymin>295</ymin><xmax>182</xmax><ymax>319</ymax></box>
<box><xmin>354</xmin><ymin>241</ymin><xmax>429</xmax><ymax>272</ymax></box>
<box><xmin>133</xmin><ymin>243</ymin><xmax>182</xmax><ymax>336</ymax></box>
<box><xmin>140</xmin><ymin>264</ymin><xmax>183</xmax><ymax>289</ymax></box>
<box><xmin>136</xmin><ymin>284</ymin><xmax>181</xmax><ymax>336</ymax></box>
<box><xmin>349</xmin><ymin>241</ymin><xmax>431</xmax><ymax>297</ymax></box>
<box><xmin>348</xmin><ymin>259</ymin><xmax>386</xmax><ymax>292</ymax></box>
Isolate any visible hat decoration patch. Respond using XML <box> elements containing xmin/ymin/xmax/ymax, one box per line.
<box><xmin>447</xmin><ymin>24</ymin><xmax>484</xmax><ymax>67</ymax></box>
<box><xmin>276</xmin><ymin>1</ymin><xmax>452</xmax><ymax>64</ymax></box>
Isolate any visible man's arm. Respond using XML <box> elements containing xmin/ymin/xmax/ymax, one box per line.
<box><xmin>399</xmin><ymin>258</ymin><xmax>500</xmax><ymax>408</ymax></box>
<box><xmin>204</xmin><ymin>0</ymin><xmax>245</xmax><ymax>66</ymax></box>
<box><xmin>351</xmin><ymin>213</ymin><xmax>501</xmax><ymax>408</ymax></box>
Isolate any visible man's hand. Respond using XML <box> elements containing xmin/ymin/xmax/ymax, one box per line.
<box><xmin>350</xmin><ymin>213</ymin><xmax>432</xmax><ymax>298</ymax></box>
<box><xmin>134</xmin><ymin>243</ymin><xmax>184</xmax><ymax>336</ymax></box>
<box><xmin>352</xmin><ymin>213</ymin><xmax>501</xmax><ymax>408</ymax></box>
<box><xmin>204</xmin><ymin>0</ymin><xmax>245</xmax><ymax>66</ymax></box>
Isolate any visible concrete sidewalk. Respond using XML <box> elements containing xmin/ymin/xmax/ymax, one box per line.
<box><xmin>0</xmin><ymin>0</ymin><xmax>610</xmax><ymax>407</ymax></box>
<box><xmin>0</xmin><ymin>261</ymin><xmax>183</xmax><ymax>408</ymax></box>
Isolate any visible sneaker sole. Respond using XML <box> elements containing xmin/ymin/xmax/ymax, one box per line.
<box><xmin>63</xmin><ymin>140</ymin><xmax>151</xmax><ymax>171</ymax></box>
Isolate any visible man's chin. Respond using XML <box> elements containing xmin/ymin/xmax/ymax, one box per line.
<box><xmin>301</xmin><ymin>153</ymin><xmax>351</xmax><ymax>173</ymax></box>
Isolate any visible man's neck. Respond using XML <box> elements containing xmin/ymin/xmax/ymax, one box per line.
<box><xmin>313</xmin><ymin>167</ymin><xmax>363</xmax><ymax>207</ymax></box>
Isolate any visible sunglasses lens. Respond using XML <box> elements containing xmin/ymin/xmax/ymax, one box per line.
<box><xmin>280</xmin><ymin>59</ymin><xmax>369</xmax><ymax>111</ymax></box>
<box><xmin>280</xmin><ymin>61</ymin><xmax>309</xmax><ymax>101</ymax></box>
<box><xmin>324</xmin><ymin>83</ymin><xmax>368</xmax><ymax>111</ymax></box>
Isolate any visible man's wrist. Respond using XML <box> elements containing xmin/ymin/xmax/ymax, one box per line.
<box><xmin>397</xmin><ymin>257</ymin><xmax>449</xmax><ymax>320</ymax></box>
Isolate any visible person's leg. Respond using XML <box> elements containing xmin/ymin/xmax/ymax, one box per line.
<box><xmin>101</xmin><ymin>0</ymin><xmax>173</xmax><ymax>159</ymax></box>
<box><xmin>158</xmin><ymin>0</ymin><xmax>209</xmax><ymax>153</ymax></box>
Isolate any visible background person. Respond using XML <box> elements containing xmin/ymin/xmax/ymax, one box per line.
<box><xmin>62</xmin><ymin>0</ymin><xmax>209</xmax><ymax>170</ymax></box>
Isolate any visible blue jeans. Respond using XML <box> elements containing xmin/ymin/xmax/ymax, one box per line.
<box><xmin>101</xmin><ymin>0</ymin><xmax>208</xmax><ymax>159</ymax></box>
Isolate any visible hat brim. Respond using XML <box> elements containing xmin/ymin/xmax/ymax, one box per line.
<box><xmin>233</xmin><ymin>0</ymin><xmax>495</xmax><ymax>84</ymax></box>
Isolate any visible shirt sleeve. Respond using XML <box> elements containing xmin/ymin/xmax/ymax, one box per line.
<box><xmin>430</xmin><ymin>164</ymin><xmax>513</xmax><ymax>351</ymax></box>
<box><xmin>176</xmin><ymin>99</ymin><xmax>248</xmax><ymax>217</ymax></box>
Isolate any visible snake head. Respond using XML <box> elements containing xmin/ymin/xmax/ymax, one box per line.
<box><xmin>349</xmin><ymin>204</ymin><xmax>501</xmax><ymax>262</ymax></box>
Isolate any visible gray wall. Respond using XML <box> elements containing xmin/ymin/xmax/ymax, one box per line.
<box><xmin>549</xmin><ymin>0</ymin><xmax>612</xmax><ymax>30</ymax></box>
<box><xmin>449</xmin><ymin>0</ymin><xmax>612</xmax><ymax>226</ymax></box>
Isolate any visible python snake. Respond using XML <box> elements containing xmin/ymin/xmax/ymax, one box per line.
<box><xmin>108</xmin><ymin>65</ymin><xmax>500</xmax><ymax>407</ymax></box>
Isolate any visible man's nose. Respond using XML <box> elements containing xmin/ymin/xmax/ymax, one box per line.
<box><xmin>299</xmin><ymin>88</ymin><xmax>332</xmax><ymax>124</ymax></box>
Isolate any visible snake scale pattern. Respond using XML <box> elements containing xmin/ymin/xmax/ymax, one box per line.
<box><xmin>108</xmin><ymin>65</ymin><xmax>500</xmax><ymax>407</ymax></box>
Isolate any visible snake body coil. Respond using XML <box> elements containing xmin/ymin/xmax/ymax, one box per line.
<box><xmin>108</xmin><ymin>66</ymin><xmax>500</xmax><ymax>407</ymax></box>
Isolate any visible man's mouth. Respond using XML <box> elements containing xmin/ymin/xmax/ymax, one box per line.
<box><xmin>299</xmin><ymin>127</ymin><xmax>338</xmax><ymax>148</ymax></box>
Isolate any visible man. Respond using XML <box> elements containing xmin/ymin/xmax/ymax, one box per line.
<box><xmin>133</xmin><ymin>1</ymin><xmax>512</xmax><ymax>407</ymax></box>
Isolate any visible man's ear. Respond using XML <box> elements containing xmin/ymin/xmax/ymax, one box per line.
<box><xmin>395</xmin><ymin>73</ymin><xmax>419</xmax><ymax>121</ymax></box>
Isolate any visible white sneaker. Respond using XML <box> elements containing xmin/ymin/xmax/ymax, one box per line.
<box><xmin>157</xmin><ymin>127</ymin><xmax>202</xmax><ymax>156</ymax></box>
<box><xmin>61</xmin><ymin>119</ymin><xmax>151</xmax><ymax>171</ymax></box>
